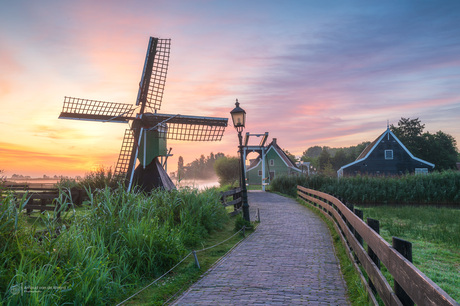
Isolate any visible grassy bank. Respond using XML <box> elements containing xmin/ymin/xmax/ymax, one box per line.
<box><xmin>359</xmin><ymin>205</ymin><xmax>460</xmax><ymax>302</ymax></box>
<box><xmin>1</xmin><ymin>186</ymin><xmax>230</xmax><ymax>305</ymax></box>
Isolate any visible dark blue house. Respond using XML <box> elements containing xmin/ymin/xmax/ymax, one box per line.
<box><xmin>338</xmin><ymin>127</ymin><xmax>435</xmax><ymax>177</ymax></box>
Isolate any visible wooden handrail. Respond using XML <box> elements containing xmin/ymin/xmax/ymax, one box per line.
<box><xmin>220</xmin><ymin>187</ymin><xmax>242</xmax><ymax>216</ymax></box>
<box><xmin>297</xmin><ymin>186</ymin><xmax>458</xmax><ymax>306</ymax></box>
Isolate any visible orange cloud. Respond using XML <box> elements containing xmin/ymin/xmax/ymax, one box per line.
<box><xmin>0</xmin><ymin>142</ymin><xmax>117</xmax><ymax>177</ymax></box>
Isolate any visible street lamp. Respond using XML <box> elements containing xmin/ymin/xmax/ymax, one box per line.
<box><xmin>230</xmin><ymin>99</ymin><xmax>250</xmax><ymax>222</ymax></box>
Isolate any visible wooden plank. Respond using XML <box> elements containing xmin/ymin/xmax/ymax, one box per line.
<box><xmin>220</xmin><ymin>188</ymin><xmax>242</xmax><ymax>198</ymax></box>
<box><xmin>229</xmin><ymin>208</ymin><xmax>242</xmax><ymax>217</ymax></box>
<box><xmin>298</xmin><ymin>187</ymin><xmax>459</xmax><ymax>306</ymax></box>
<box><xmin>23</xmin><ymin>205</ymin><xmax>58</xmax><ymax>211</ymax></box>
<box><xmin>28</xmin><ymin>194</ymin><xmax>58</xmax><ymax>200</ymax></box>
<box><xmin>223</xmin><ymin>198</ymin><xmax>242</xmax><ymax>207</ymax></box>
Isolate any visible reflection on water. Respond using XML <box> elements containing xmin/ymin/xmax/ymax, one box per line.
<box><xmin>175</xmin><ymin>180</ymin><xmax>220</xmax><ymax>190</ymax></box>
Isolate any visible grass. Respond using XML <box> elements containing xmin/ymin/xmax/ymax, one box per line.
<box><xmin>1</xmin><ymin>185</ymin><xmax>232</xmax><ymax>305</ymax></box>
<box><xmin>124</xmin><ymin>216</ymin><xmax>254</xmax><ymax>305</ymax></box>
<box><xmin>358</xmin><ymin>205</ymin><xmax>460</xmax><ymax>302</ymax></box>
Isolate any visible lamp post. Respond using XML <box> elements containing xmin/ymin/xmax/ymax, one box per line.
<box><xmin>230</xmin><ymin>99</ymin><xmax>250</xmax><ymax>222</ymax></box>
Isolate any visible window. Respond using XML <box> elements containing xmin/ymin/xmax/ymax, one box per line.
<box><xmin>415</xmin><ymin>168</ymin><xmax>428</xmax><ymax>175</ymax></box>
<box><xmin>385</xmin><ymin>150</ymin><xmax>393</xmax><ymax>160</ymax></box>
<box><xmin>258</xmin><ymin>170</ymin><xmax>262</xmax><ymax>176</ymax></box>
<box><xmin>270</xmin><ymin>159</ymin><xmax>274</xmax><ymax>166</ymax></box>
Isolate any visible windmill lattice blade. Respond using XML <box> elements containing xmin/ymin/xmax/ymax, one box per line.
<box><xmin>59</xmin><ymin>97</ymin><xmax>136</xmax><ymax>123</ymax></box>
<box><xmin>143</xmin><ymin>113</ymin><xmax>228</xmax><ymax>141</ymax></box>
<box><xmin>166</xmin><ymin>122</ymin><xmax>227</xmax><ymax>141</ymax></box>
<box><xmin>137</xmin><ymin>38</ymin><xmax>171</xmax><ymax>111</ymax></box>
<box><xmin>114</xmin><ymin>129</ymin><xmax>135</xmax><ymax>177</ymax></box>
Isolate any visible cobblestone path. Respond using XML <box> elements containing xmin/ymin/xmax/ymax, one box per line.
<box><xmin>172</xmin><ymin>191</ymin><xmax>350</xmax><ymax>305</ymax></box>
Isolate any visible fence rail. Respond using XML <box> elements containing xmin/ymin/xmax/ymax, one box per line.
<box><xmin>4</xmin><ymin>186</ymin><xmax>85</xmax><ymax>218</ymax></box>
<box><xmin>297</xmin><ymin>186</ymin><xmax>458</xmax><ymax>306</ymax></box>
<box><xmin>220</xmin><ymin>187</ymin><xmax>242</xmax><ymax>216</ymax></box>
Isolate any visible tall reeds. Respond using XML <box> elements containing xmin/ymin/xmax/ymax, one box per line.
<box><xmin>1</xmin><ymin>186</ymin><xmax>228</xmax><ymax>304</ymax></box>
<box><xmin>271</xmin><ymin>171</ymin><xmax>460</xmax><ymax>205</ymax></box>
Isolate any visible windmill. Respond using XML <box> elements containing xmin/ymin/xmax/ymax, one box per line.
<box><xmin>58</xmin><ymin>37</ymin><xmax>228</xmax><ymax>191</ymax></box>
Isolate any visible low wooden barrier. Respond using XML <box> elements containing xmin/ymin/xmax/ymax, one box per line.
<box><xmin>220</xmin><ymin>187</ymin><xmax>242</xmax><ymax>216</ymax></box>
<box><xmin>297</xmin><ymin>186</ymin><xmax>458</xmax><ymax>306</ymax></box>
<box><xmin>4</xmin><ymin>186</ymin><xmax>85</xmax><ymax>219</ymax></box>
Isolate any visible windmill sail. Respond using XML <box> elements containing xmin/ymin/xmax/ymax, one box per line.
<box><xmin>142</xmin><ymin>113</ymin><xmax>228</xmax><ymax>141</ymax></box>
<box><xmin>114</xmin><ymin>129</ymin><xmax>135</xmax><ymax>177</ymax></box>
<box><xmin>59</xmin><ymin>97</ymin><xmax>136</xmax><ymax>123</ymax></box>
<box><xmin>137</xmin><ymin>37</ymin><xmax>171</xmax><ymax>112</ymax></box>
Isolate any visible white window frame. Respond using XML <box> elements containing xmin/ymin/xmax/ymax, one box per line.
<box><xmin>385</xmin><ymin>150</ymin><xmax>393</xmax><ymax>160</ymax></box>
<box><xmin>270</xmin><ymin>159</ymin><xmax>274</xmax><ymax>166</ymax></box>
<box><xmin>415</xmin><ymin>168</ymin><xmax>428</xmax><ymax>175</ymax></box>
<box><xmin>258</xmin><ymin>170</ymin><xmax>262</xmax><ymax>176</ymax></box>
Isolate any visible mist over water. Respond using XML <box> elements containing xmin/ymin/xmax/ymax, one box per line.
<box><xmin>176</xmin><ymin>179</ymin><xmax>220</xmax><ymax>190</ymax></box>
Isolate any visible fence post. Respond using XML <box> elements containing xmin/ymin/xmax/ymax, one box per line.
<box><xmin>393</xmin><ymin>237</ymin><xmax>414</xmax><ymax>306</ymax></box>
<box><xmin>192</xmin><ymin>250</ymin><xmax>200</xmax><ymax>269</ymax></box>
<box><xmin>367</xmin><ymin>218</ymin><xmax>380</xmax><ymax>294</ymax></box>
<box><xmin>353</xmin><ymin>209</ymin><xmax>364</xmax><ymax>246</ymax></box>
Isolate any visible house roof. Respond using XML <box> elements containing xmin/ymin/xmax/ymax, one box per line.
<box><xmin>246</xmin><ymin>139</ymin><xmax>301</xmax><ymax>172</ymax></box>
<box><xmin>338</xmin><ymin>127</ymin><xmax>435</xmax><ymax>173</ymax></box>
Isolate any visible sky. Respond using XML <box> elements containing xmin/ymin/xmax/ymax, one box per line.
<box><xmin>1</xmin><ymin>0</ymin><xmax>460</xmax><ymax>178</ymax></box>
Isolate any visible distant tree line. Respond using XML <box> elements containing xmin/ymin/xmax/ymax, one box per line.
<box><xmin>300</xmin><ymin>142</ymin><xmax>371</xmax><ymax>176</ymax></box>
<box><xmin>177</xmin><ymin>152</ymin><xmax>225</xmax><ymax>180</ymax></box>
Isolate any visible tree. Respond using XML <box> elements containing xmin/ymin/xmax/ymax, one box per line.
<box><xmin>177</xmin><ymin>156</ymin><xmax>185</xmax><ymax>178</ymax></box>
<box><xmin>318</xmin><ymin>148</ymin><xmax>331</xmax><ymax>172</ymax></box>
<box><xmin>214</xmin><ymin>156</ymin><xmax>240</xmax><ymax>186</ymax></box>
<box><xmin>331</xmin><ymin>149</ymin><xmax>348</xmax><ymax>171</ymax></box>
<box><xmin>284</xmin><ymin>149</ymin><xmax>297</xmax><ymax>164</ymax></box>
<box><xmin>302</xmin><ymin>146</ymin><xmax>323</xmax><ymax>160</ymax></box>
<box><xmin>391</xmin><ymin>117</ymin><xmax>458</xmax><ymax>170</ymax></box>
<box><xmin>179</xmin><ymin>152</ymin><xmax>225</xmax><ymax>180</ymax></box>
<box><xmin>391</xmin><ymin>117</ymin><xmax>425</xmax><ymax>139</ymax></box>
<box><xmin>420</xmin><ymin>131</ymin><xmax>458</xmax><ymax>170</ymax></box>
<box><xmin>390</xmin><ymin>117</ymin><xmax>425</xmax><ymax>154</ymax></box>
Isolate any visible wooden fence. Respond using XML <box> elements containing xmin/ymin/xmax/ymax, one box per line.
<box><xmin>297</xmin><ymin>186</ymin><xmax>459</xmax><ymax>306</ymax></box>
<box><xmin>220</xmin><ymin>187</ymin><xmax>242</xmax><ymax>216</ymax></box>
<box><xmin>4</xmin><ymin>185</ymin><xmax>85</xmax><ymax>219</ymax></box>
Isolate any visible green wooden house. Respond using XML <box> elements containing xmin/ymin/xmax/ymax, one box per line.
<box><xmin>245</xmin><ymin>138</ymin><xmax>301</xmax><ymax>185</ymax></box>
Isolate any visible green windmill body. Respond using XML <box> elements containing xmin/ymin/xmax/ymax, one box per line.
<box><xmin>138</xmin><ymin>126</ymin><xmax>168</xmax><ymax>167</ymax></box>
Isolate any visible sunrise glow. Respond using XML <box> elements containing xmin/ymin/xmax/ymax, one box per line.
<box><xmin>1</xmin><ymin>1</ymin><xmax>460</xmax><ymax>178</ymax></box>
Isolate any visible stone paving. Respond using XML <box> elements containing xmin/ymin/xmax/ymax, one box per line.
<box><xmin>172</xmin><ymin>191</ymin><xmax>350</xmax><ymax>305</ymax></box>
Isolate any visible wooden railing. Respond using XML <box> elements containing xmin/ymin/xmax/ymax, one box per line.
<box><xmin>4</xmin><ymin>185</ymin><xmax>85</xmax><ymax>218</ymax></box>
<box><xmin>220</xmin><ymin>187</ymin><xmax>242</xmax><ymax>216</ymax></box>
<box><xmin>297</xmin><ymin>186</ymin><xmax>459</xmax><ymax>306</ymax></box>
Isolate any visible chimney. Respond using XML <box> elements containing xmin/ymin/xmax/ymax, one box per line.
<box><xmin>272</xmin><ymin>138</ymin><xmax>277</xmax><ymax>145</ymax></box>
